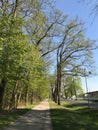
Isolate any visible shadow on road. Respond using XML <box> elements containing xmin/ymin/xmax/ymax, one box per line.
<box><xmin>1</xmin><ymin>108</ymin><xmax>52</xmax><ymax>130</ymax></box>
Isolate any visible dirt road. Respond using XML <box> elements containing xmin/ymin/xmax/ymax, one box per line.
<box><xmin>3</xmin><ymin>100</ymin><xmax>52</xmax><ymax>130</ymax></box>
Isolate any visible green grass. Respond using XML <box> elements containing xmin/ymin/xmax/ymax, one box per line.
<box><xmin>0</xmin><ymin>103</ymin><xmax>39</xmax><ymax>129</ymax></box>
<box><xmin>49</xmin><ymin>101</ymin><xmax>98</xmax><ymax>130</ymax></box>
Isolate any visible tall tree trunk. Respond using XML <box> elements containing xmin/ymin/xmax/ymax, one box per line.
<box><xmin>57</xmin><ymin>63</ymin><xmax>62</xmax><ymax>105</ymax></box>
<box><xmin>56</xmin><ymin>49</ymin><xmax>62</xmax><ymax>105</ymax></box>
<box><xmin>15</xmin><ymin>90</ymin><xmax>22</xmax><ymax>108</ymax></box>
<box><xmin>25</xmin><ymin>86</ymin><xmax>29</xmax><ymax>106</ymax></box>
<box><xmin>31</xmin><ymin>91</ymin><xmax>34</xmax><ymax>104</ymax></box>
<box><xmin>9</xmin><ymin>80</ymin><xmax>19</xmax><ymax>110</ymax></box>
<box><xmin>0</xmin><ymin>78</ymin><xmax>6</xmax><ymax>110</ymax></box>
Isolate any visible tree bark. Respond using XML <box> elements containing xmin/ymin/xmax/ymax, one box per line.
<box><xmin>56</xmin><ymin>49</ymin><xmax>62</xmax><ymax>105</ymax></box>
<box><xmin>31</xmin><ymin>92</ymin><xmax>34</xmax><ymax>104</ymax></box>
<box><xmin>9</xmin><ymin>80</ymin><xmax>19</xmax><ymax>110</ymax></box>
<box><xmin>25</xmin><ymin>86</ymin><xmax>29</xmax><ymax>106</ymax></box>
<box><xmin>57</xmin><ymin>63</ymin><xmax>62</xmax><ymax>105</ymax></box>
<box><xmin>0</xmin><ymin>78</ymin><xmax>6</xmax><ymax>110</ymax></box>
<box><xmin>15</xmin><ymin>90</ymin><xmax>22</xmax><ymax>108</ymax></box>
<box><xmin>13</xmin><ymin>0</ymin><xmax>19</xmax><ymax>18</ymax></box>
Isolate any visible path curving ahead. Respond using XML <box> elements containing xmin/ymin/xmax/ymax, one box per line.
<box><xmin>3</xmin><ymin>100</ymin><xmax>52</xmax><ymax>130</ymax></box>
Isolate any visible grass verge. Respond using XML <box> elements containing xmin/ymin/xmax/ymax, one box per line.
<box><xmin>49</xmin><ymin>101</ymin><xmax>98</xmax><ymax>130</ymax></box>
<box><xmin>0</xmin><ymin>103</ymin><xmax>39</xmax><ymax>129</ymax></box>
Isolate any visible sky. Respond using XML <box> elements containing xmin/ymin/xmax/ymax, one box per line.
<box><xmin>55</xmin><ymin>0</ymin><xmax>98</xmax><ymax>92</ymax></box>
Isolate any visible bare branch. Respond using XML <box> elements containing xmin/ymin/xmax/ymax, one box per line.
<box><xmin>13</xmin><ymin>0</ymin><xmax>19</xmax><ymax>18</ymax></box>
